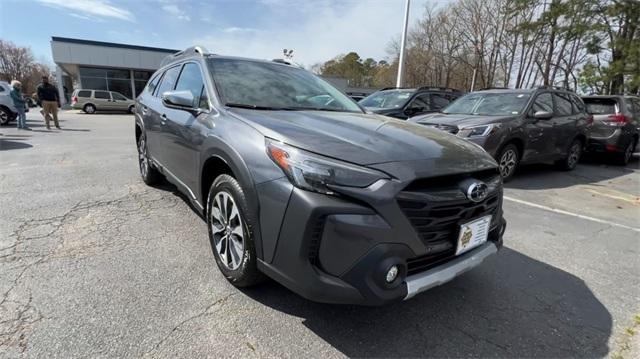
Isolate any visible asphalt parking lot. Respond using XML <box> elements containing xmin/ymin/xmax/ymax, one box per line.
<box><xmin>1</xmin><ymin>111</ymin><xmax>639</xmax><ymax>358</ymax></box>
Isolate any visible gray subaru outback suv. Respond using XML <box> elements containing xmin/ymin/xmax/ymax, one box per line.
<box><xmin>134</xmin><ymin>47</ymin><xmax>506</xmax><ymax>305</ymax></box>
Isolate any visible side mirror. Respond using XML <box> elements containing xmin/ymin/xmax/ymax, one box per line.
<box><xmin>162</xmin><ymin>90</ymin><xmax>195</xmax><ymax>110</ymax></box>
<box><xmin>533</xmin><ymin>110</ymin><xmax>553</xmax><ymax>120</ymax></box>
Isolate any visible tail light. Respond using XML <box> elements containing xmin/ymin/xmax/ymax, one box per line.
<box><xmin>586</xmin><ymin>114</ymin><xmax>594</xmax><ymax>126</ymax></box>
<box><xmin>605</xmin><ymin>113</ymin><xmax>627</xmax><ymax>125</ymax></box>
<box><xmin>72</xmin><ymin>96</ymin><xmax>78</xmax><ymax>104</ymax></box>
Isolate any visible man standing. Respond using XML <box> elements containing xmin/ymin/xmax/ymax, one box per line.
<box><xmin>37</xmin><ymin>76</ymin><xmax>61</xmax><ymax>130</ymax></box>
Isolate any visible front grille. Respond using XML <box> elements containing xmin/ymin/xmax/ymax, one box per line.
<box><xmin>397</xmin><ymin>171</ymin><xmax>502</xmax><ymax>273</ymax></box>
<box><xmin>399</xmin><ymin>194</ymin><xmax>500</xmax><ymax>251</ymax></box>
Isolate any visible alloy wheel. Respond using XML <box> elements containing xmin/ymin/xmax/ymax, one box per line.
<box><xmin>138</xmin><ymin>135</ymin><xmax>149</xmax><ymax>178</ymax></box>
<box><xmin>499</xmin><ymin>149</ymin><xmax>517</xmax><ymax>178</ymax></box>
<box><xmin>0</xmin><ymin>109</ymin><xmax>8</xmax><ymax>125</ymax></box>
<box><xmin>568</xmin><ymin>143</ymin><xmax>581</xmax><ymax>168</ymax></box>
<box><xmin>210</xmin><ymin>191</ymin><xmax>245</xmax><ymax>270</ymax></box>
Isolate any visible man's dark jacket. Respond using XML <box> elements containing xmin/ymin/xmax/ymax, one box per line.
<box><xmin>37</xmin><ymin>83</ymin><xmax>60</xmax><ymax>104</ymax></box>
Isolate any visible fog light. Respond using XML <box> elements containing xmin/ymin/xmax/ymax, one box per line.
<box><xmin>385</xmin><ymin>265</ymin><xmax>398</xmax><ymax>283</ymax></box>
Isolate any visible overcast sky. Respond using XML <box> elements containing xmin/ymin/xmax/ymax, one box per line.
<box><xmin>0</xmin><ymin>0</ymin><xmax>448</xmax><ymax>67</ymax></box>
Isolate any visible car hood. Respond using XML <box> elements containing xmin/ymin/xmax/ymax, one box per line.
<box><xmin>228</xmin><ymin>108</ymin><xmax>496</xmax><ymax>168</ymax></box>
<box><xmin>411</xmin><ymin>113</ymin><xmax>516</xmax><ymax>127</ymax></box>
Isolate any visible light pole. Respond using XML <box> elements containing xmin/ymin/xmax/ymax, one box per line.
<box><xmin>396</xmin><ymin>0</ymin><xmax>410</xmax><ymax>88</ymax></box>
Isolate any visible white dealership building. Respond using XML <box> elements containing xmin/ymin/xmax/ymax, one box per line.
<box><xmin>50</xmin><ymin>37</ymin><xmax>178</xmax><ymax>104</ymax></box>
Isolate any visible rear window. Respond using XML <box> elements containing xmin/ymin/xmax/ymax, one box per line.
<box><xmin>583</xmin><ymin>98</ymin><xmax>618</xmax><ymax>115</ymax></box>
<box><xmin>77</xmin><ymin>90</ymin><xmax>91</xmax><ymax>98</ymax></box>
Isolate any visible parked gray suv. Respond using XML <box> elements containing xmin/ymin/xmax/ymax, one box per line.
<box><xmin>410</xmin><ymin>88</ymin><xmax>590</xmax><ymax>181</ymax></box>
<box><xmin>582</xmin><ymin>95</ymin><xmax>639</xmax><ymax>165</ymax></box>
<box><xmin>134</xmin><ymin>47</ymin><xmax>506</xmax><ymax>305</ymax></box>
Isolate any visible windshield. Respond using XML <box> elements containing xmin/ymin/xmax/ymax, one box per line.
<box><xmin>443</xmin><ymin>92</ymin><xmax>531</xmax><ymax>116</ymax></box>
<box><xmin>207</xmin><ymin>58</ymin><xmax>361</xmax><ymax>113</ymax></box>
<box><xmin>359</xmin><ymin>90</ymin><xmax>414</xmax><ymax>109</ymax></box>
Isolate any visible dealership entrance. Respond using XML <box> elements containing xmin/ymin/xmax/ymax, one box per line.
<box><xmin>50</xmin><ymin>37</ymin><xmax>178</xmax><ymax>104</ymax></box>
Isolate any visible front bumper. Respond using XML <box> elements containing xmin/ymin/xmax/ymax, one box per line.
<box><xmin>405</xmin><ymin>241</ymin><xmax>498</xmax><ymax>299</ymax></box>
<box><xmin>258</xmin><ymin>172</ymin><xmax>506</xmax><ymax>306</ymax></box>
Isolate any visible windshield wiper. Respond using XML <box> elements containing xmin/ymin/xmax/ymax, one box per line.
<box><xmin>226</xmin><ymin>103</ymin><xmax>356</xmax><ymax>113</ymax></box>
<box><xmin>282</xmin><ymin>106</ymin><xmax>354</xmax><ymax>113</ymax></box>
<box><xmin>225</xmin><ymin>103</ymin><xmax>291</xmax><ymax>111</ymax></box>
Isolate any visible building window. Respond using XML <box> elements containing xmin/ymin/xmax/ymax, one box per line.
<box><xmin>80</xmin><ymin>66</ymin><xmax>137</xmax><ymax>99</ymax></box>
<box><xmin>134</xmin><ymin>70</ymin><xmax>154</xmax><ymax>97</ymax></box>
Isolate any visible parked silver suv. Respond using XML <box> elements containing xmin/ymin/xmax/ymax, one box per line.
<box><xmin>0</xmin><ymin>81</ymin><xmax>29</xmax><ymax>126</ymax></box>
<box><xmin>71</xmin><ymin>89</ymin><xmax>135</xmax><ymax>114</ymax></box>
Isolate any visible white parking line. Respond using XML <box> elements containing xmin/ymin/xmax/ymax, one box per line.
<box><xmin>503</xmin><ymin>196</ymin><xmax>640</xmax><ymax>233</ymax></box>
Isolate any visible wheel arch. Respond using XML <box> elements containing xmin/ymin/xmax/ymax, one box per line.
<box><xmin>200</xmin><ymin>147</ymin><xmax>263</xmax><ymax>259</ymax></box>
<box><xmin>498</xmin><ymin>137</ymin><xmax>525</xmax><ymax>159</ymax></box>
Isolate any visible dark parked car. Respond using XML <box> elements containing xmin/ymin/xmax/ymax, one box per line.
<box><xmin>359</xmin><ymin>87</ymin><xmax>463</xmax><ymax>119</ymax></box>
<box><xmin>582</xmin><ymin>95</ymin><xmax>639</xmax><ymax>165</ymax></box>
<box><xmin>409</xmin><ymin>88</ymin><xmax>590</xmax><ymax>181</ymax></box>
<box><xmin>134</xmin><ymin>47</ymin><xmax>506</xmax><ymax>305</ymax></box>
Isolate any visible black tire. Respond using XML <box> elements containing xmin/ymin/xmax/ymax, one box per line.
<box><xmin>206</xmin><ymin>174</ymin><xmax>263</xmax><ymax>287</ymax></box>
<box><xmin>497</xmin><ymin>144</ymin><xmax>520</xmax><ymax>182</ymax></box>
<box><xmin>83</xmin><ymin>104</ymin><xmax>96</xmax><ymax>114</ymax></box>
<box><xmin>614</xmin><ymin>137</ymin><xmax>637</xmax><ymax>166</ymax></box>
<box><xmin>556</xmin><ymin>138</ymin><xmax>583</xmax><ymax>171</ymax></box>
<box><xmin>136</xmin><ymin>131</ymin><xmax>162</xmax><ymax>185</ymax></box>
<box><xmin>0</xmin><ymin>107</ymin><xmax>12</xmax><ymax>125</ymax></box>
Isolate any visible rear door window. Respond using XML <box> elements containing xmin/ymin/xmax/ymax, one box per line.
<box><xmin>583</xmin><ymin>98</ymin><xmax>618</xmax><ymax>115</ymax></box>
<box><xmin>77</xmin><ymin>90</ymin><xmax>91</xmax><ymax>98</ymax></box>
<box><xmin>155</xmin><ymin>66</ymin><xmax>181</xmax><ymax>98</ymax></box>
<box><xmin>553</xmin><ymin>93</ymin><xmax>573</xmax><ymax>116</ymax></box>
<box><xmin>94</xmin><ymin>91</ymin><xmax>111</xmax><ymax>100</ymax></box>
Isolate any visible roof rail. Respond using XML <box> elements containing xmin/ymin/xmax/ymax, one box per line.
<box><xmin>159</xmin><ymin>46</ymin><xmax>208</xmax><ymax>68</ymax></box>
<box><xmin>416</xmin><ymin>86</ymin><xmax>462</xmax><ymax>93</ymax></box>
<box><xmin>534</xmin><ymin>85</ymin><xmax>573</xmax><ymax>92</ymax></box>
<box><xmin>272</xmin><ymin>58</ymin><xmax>292</xmax><ymax>65</ymax></box>
<box><xmin>477</xmin><ymin>87</ymin><xmax>510</xmax><ymax>91</ymax></box>
<box><xmin>378</xmin><ymin>86</ymin><xmax>413</xmax><ymax>91</ymax></box>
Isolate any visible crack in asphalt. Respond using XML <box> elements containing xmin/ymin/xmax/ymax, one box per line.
<box><xmin>0</xmin><ymin>185</ymin><xmax>182</xmax><ymax>356</ymax></box>
<box><xmin>145</xmin><ymin>292</ymin><xmax>237</xmax><ymax>355</ymax></box>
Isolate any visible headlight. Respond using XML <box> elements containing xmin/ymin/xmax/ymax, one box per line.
<box><xmin>457</xmin><ymin>124</ymin><xmax>494</xmax><ymax>138</ymax></box>
<box><xmin>266</xmin><ymin>139</ymin><xmax>389</xmax><ymax>195</ymax></box>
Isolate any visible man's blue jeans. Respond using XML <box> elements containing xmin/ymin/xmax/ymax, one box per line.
<box><xmin>16</xmin><ymin>107</ymin><xmax>26</xmax><ymax>129</ymax></box>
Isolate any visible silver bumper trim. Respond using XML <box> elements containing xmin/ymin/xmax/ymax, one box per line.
<box><xmin>404</xmin><ymin>242</ymin><xmax>497</xmax><ymax>300</ymax></box>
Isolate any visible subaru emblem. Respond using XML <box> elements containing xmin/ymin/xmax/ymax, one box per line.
<box><xmin>466</xmin><ymin>181</ymin><xmax>488</xmax><ymax>202</ymax></box>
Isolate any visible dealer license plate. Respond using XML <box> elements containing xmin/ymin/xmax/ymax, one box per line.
<box><xmin>455</xmin><ymin>215</ymin><xmax>492</xmax><ymax>256</ymax></box>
